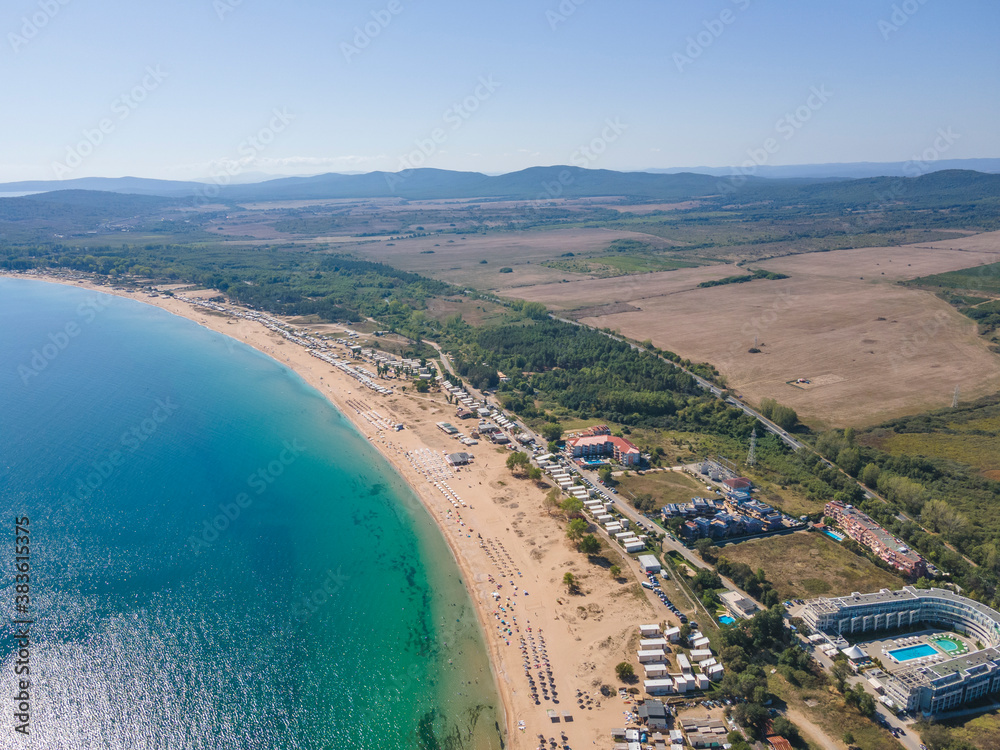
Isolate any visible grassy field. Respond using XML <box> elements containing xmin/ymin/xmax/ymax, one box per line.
<box><xmin>876</xmin><ymin>431</ymin><xmax>1000</xmax><ymax>476</ymax></box>
<box><xmin>540</xmin><ymin>254</ymin><xmax>705</xmax><ymax>277</ymax></box>
<box><xmin>718</xmin><ymin>532</ymin><xmax>904</xmax><ymax>600</ymax></box>
<box><xmin>768</xmin><ymin>671</ymin><xmax>903</xmax><ymax>750</ymax></box>
<box><xmin>938</xmin><ymin>709</ymin><xmax>1000</xmax><ymax>748</ymax></box>
<box><xmin>616</xmin><ymin>470</ymin><xmax>707</xmax><ymax>510</ymax></box>
<box><xmin>908</xmin><ymin>260</ymin><xmax>1000</xmax><ymax>294</ymax></box>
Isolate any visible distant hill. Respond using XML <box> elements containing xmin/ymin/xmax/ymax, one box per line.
<box><xmin>0</xmin><ymin>190</ymin><xmax>179</xmax><ymax>223</ymax></box>
<box><xmin>0</xmin><ymin>166</ymin><xmax>997</xmax><ymax>206</ymax></box>
<box><xmin>0</xmin><ymin>176</ymin><xmax>206</xmax><ymax>197</ymax></box>
<box><xmin>645</xmin><ymin>158</ymin><xmax>1000</xmax><ymax>179</ymax></box>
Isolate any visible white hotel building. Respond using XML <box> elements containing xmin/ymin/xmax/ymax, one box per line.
<box><xmin>802</xmin><ymin>587</ymin><xmax>1000</xmax><ymax>715</ymax></box>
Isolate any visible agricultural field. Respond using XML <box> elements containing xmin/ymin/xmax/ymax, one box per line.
<box><xmin>505</xmin><ymin>237</ymin><xmax>1000</xmax><ymax>428</ymax></box>
<box><xmin>717</xmin><ymin>532</ymin><xmax>904</xmax><ymax>601</ymax></box>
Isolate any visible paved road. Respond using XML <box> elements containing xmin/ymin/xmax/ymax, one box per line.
<box><xmin>805</xmin><ymin>640</ymin><xmax>921</xmax><ymax>750</ymax></box>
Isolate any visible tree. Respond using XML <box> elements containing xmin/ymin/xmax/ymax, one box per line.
<box><xmin>859</xmin><ymin>462</ymin><xmax>880</xmax><ymax>488</ymax></box>
<box><xmin>567</xmin><ymin>518</ymin><xmax>588</xmax><ymax>540</ymax></box>
<box><xmin>413</xmin><ymin>378</ymin><xmax>430</xmax><ymax>393</ymax></box>
<box><xmin>527</xmin><ymin>466</ymin><xmax>542</xmax><ymax>482</ymax></box>
<box><xmin>560</xmin><ymin>497</ymin><xmax>584</xmax><ymax>517</ymax></box>
<box><xmin>841</xmin><ymin>731</ymin><xmax>855</xmax><ymax>746</ymax></box>
<box><xmin>771</xmin><ymin>717</ymin><xmax>799</xmax><ymax>744</ymax></box>
<box><xmin>563</xmin><ymin>571</ymin><xmax>577</xmax><ymax>593</ymax></box>
<box><xmin>694</xmin><ymin>538</ymin><xmax>718</xmax><ymax>562</ymax></box>
<box><xmin>831</xmin><ymin>658</ymin><xmax>851</xmax><ymax>692</ymax></box>
<box><xmin>609</xmin><ymin>564</ymin><xmax>622</xmax><ymax>579</ymax></box>
<box><xmin>579</xmin><ymin>534</ymin><xmax>601</xmax><ymax>555</ymax></box>
<box><xmin>615</xmin><ymin>661</ymin><xmax>635</xmax><ymax>682</ymax></box>
<box><xmin>837</xmin><ymin>447</ymin><xmax>861</xmax><ymax>476</ymax></box>
<box><xmin>598</xmin><ymin>466</ymin><xmax>614</xmax><ymax>485</ymax></box>
<box><xmin>505</xmin><ymin>451</ymin><xmax>530</xmax><ymax>474</ymax></box>
<box><xmin>541</xmin><ymin>423</ymin><xmax>563</xmax><ymax>442</ymax></box>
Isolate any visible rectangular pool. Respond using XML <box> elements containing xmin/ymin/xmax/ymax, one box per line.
<box><xmin>888</xmin><ymin>643</ymin><xmax>937</xmax><ymax>662</ymax></box>
<box><xmin>823</xmin><ymin>530</ymin><xmax>845</xmax><ymax>542</ymax></box>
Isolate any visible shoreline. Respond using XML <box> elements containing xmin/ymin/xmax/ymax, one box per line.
<box><xmin>6</xmin><ymin>272</ymin><xmax>661</xmax><ymax>749</ymax></box>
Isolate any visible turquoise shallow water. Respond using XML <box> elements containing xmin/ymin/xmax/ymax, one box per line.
<box><xmin>0</xmin><ymin>279</ymin><xmax>501</xmax><ymax>749</ymax></box>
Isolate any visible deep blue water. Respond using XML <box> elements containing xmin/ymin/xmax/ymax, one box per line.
<box><xmin>0</xmin><ymin>279</ymin><xmax>500</xmax><ymax>749</ymax></box>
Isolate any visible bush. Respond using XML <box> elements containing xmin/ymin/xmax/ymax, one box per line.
<box><xmin>615</xmin><ymin>661</ymin><xmax>635</xmax><ymax>682</ymax></box>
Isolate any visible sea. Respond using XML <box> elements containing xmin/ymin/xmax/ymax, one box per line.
<box><xmin>0</xmin><ymin>278</ymin><xmax>502</xmax><ymax>750</ymax></box>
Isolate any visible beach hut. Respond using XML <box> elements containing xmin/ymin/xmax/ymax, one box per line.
<box><xmin>605</xmin><ymin>523</ymin><xmax>623</xmax><ymax>533</ymax></box>
<box><xmin>640</xmin><ymin>624</ymin><xmax>663</xmax><ymax>637</ymax></box>
<box><xmin>691</xmin><ymin>636</ymin><xmax>711</xmax><ymax>649</ymax></box>
<box><xmin>696</xmin><ymin>673</ymin><xmax>710</xmax><ymax>690</ymax></box>
<box><xmin>676</xmin><ymin>654</ymin><xmax>691</xmax><ymax>673</ymax></box>
<box><xmin>638</xmin><ymin>649</ymin><xmax>666</xmax><ymax>663</ymax></box>
<box><xmin>689</xmin><ymin>649</ymin><xmax>712</xmax><ymax>660</ymax></box>
<box><xmin>640</xmin><ymin>638</ymin><xmax>669</xmax><ymax>651</ymax></box>
<box><xmin>664</xmin><ymin>626</ymin><xmax>681</xmax><ymax>642</ymax></box>
<box><xmin>644</xmin><ymin>678</ymin><xmax>674</xmax><ymax>696</ymax></box>
<box><xmin>644</xmin><ymin>663</ymin><xmax>669</xmax><ymax>678</ymax></box>
<box><xmin>624</xmin><ymin>540</ymin><xmax>645</xmax><ymax>553</ymax></box>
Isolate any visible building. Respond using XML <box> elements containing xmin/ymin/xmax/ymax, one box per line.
<box><xmin>638</xmin><ymin>554</ymin><xmax>662</xmax><ymax>574</ymax></box>
<box><xmin>680</xmin><ymin>717</ymin><xmax>728</xmax><ymax>748</ymax></box>
<box><xmin>825</xmin><ymin>500</ymin><xmax>927</xmax><ymax>577</ymax></box>
<box><xmin>436</xmin><ymin>422</ymin><xmax>459</xmax><ymax>435</ymax></box>
<box><xmin>567</xmin><ymin>434</ymin><xmax>641</xmax><ymax>466</ymax></box>
<box><xmin>445</xmin><ymin>452</ymin><xmax>472</xmax><ymax>467</ymax></box>
<box><xmin>802</xmin><ymin>586</ymin><xmax>1000</xmax><ymax>715</ymax></box>
<box><xmin>721</xmin><ymin>590</ymin><xmax>759</xmax><ymax>619</ymax></box>
<box><xmin>637</xmin><ymin>699</ymin><xmax>669</xmax><ymax>730</ymax></box>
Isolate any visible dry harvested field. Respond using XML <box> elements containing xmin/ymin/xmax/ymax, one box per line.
<box><xmin>505</xmin><ymin>234</ymin><xmax>1000</xmax><ymax>428</ymax></box>
<box><xmin>346</xmin><ymin>227</ymin><xmax>683</xmax><ymax>288</ymax></box>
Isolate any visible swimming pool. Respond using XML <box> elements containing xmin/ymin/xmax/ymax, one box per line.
<box><xmin>823</xmin><ymin>530</ymin><xmax>845</xmax><ymax>542</ymax></box>
<box><xmin>719</xmin><ymin>615</ymin><xmax>735</xmax><ymax>625</ymax></box>
<box><xmin>934</xmin><ymin>637</ymin><xmax>962</xmax><ymax>653</ymax></box>
<box><xmin>888</xmin><ymin>643</ymin><xmax>937</xmax><ymax>662</ymax></box>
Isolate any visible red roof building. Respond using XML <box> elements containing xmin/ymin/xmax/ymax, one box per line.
<box><xmin>567</xmin><ymin>434</ymin><xmax>641</xmax><ymax>466</ymax></box>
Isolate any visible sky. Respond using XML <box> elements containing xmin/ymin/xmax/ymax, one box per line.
<box><xmin>2</xmin><ymin>0</ymin><xmax>999</xmax><ymax>182</ymax></box>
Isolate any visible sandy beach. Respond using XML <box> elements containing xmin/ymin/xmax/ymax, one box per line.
<box><xmin>7</xmin><ymin>272</ymin><xmax>673</xmax><ymax>749</ymax></box>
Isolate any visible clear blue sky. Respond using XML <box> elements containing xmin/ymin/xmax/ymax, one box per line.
<box><xmin>3</xmin><ymin>0</ymin><xmax>998</xmax><ymax>181</ymax></box>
